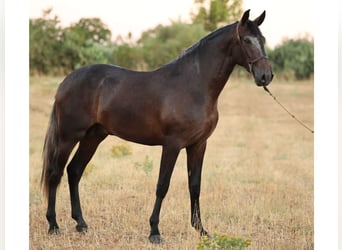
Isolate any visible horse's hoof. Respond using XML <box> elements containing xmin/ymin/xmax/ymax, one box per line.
<box><xmin>149</xmin><ymin>234</ymin><xmax>164</xmax><ymax>244</ymax></box>
<box><xmin>200</xmin><ymin>230</ymin><xmax>211</xmax><ymax>239</ymax></box>
<box><xmin>48</xmin><ymin>226</ymin><xmax>60</xmax><ymax>235</ymax></box>
<box><xmin>76</xmin><ymin>224</ymin><xmax>88</xmax><ymax>233</ymax></box>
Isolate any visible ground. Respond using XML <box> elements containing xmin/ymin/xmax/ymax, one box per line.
<box><xmin>29</xmin><ymin>75</ymin><xmax>313</xmax><ymax>249</ymax></box>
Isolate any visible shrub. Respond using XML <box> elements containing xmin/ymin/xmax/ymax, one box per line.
<box><xmin>197</xmin><ymin>232</ymin><xmax>251</xmax><ymax>250</ymax></box>
<box><xmin>134</xmin><ymin>155</ymin><xmax>154</xmax><ymax>176</ymax></box>
<box><xmin>83</xmin><ymin>162</ymin><xmax>95</xmax><ymax>177</ymax></box>
<box><xmin>268</xmin><ymin>38</ymin><xmax>314</xmax><ymax>80</ymax></box>
<box><xmin>110</xmin><ymin>144</ymin><xmax>132</xmax><ymax>158</ymax></box>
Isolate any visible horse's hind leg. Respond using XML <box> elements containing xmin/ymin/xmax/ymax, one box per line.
<box><xmin>46</xmin><ymin>140</ymin><xmax>77</xmax><ymax>234</ymax></box>
<box><xmin>66</xmin><ymin>124</ymin><xmax>107</xmax><ymax>232</ymax></box>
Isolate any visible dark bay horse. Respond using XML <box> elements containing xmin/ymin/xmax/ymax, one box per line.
<box><xmin>41</xmin><ymin>10</ymin><xmax>273</xmax><ymax>243</ymax></box>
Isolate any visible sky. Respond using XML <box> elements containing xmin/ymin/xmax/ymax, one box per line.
<box><xmin>29</xmin><ymin>0</ymin><xmax>314</xmax><ymax>48</ymax></box>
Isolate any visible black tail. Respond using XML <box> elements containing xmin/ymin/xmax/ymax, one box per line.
<box><xmin>41</xmin><ymin>103</ymin><xmax>59</xmax><ymax>198</ymax></box>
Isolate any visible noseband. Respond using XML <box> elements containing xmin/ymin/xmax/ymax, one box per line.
<box><xmin>236</xmin><ymin>23</ymin><xmax>268</xmax><ymax>72</ymax></box>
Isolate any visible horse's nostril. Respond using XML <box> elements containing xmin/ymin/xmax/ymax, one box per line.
<box><xmin>261</xmin><ymin>74</ymin><xmax>266</xmax><ymax>83</ymax></box>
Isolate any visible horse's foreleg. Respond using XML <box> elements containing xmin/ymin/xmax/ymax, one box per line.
<box><xmin>67</xmin><ymin>125</ymin><xmax>107</xmax><ymax>232</ymax></box>
<box><xmin>186</xmin><ymin>140</ymin><xmax>209</xmax><ymax>237</ymax></box>
<box><xmin>149</xmin><ymin>144</ymin><xmax>180</xmax><ymax>244</ymax></box>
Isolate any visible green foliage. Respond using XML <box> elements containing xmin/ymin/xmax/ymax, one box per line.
<box><xmin>134</xmin><ymin>155</ymin><xmax>154</xmax><ymax>176</ymax></box>
<box><xmin>83</xmin><ymin>162</ymin><xmax>96</xmax><ymax>177</ymax></box>
<box><xmin>138</xmin><ymin>22</ymin><xmax>207</xmax><ymax>69</ymax></box>
<box><xmin>67</xmin><ymin>18</ymin><xmax>112</xmax><ymax>46</ymax></box>
<box><xmin>61</xmin><ymin>18</ymin><xmax>114</xmax><ymax>70</ymax></box>
<box><xmin>268</xmin><ymin>38</ymin><xmax>314</xmax><ymax>80</ymax></box>
<box><xmin>29</xmin><ymin>9</ymin><xmax>64</xmax><ymax>75</ymax></box>
<box><xmin>113</xmin><ymin>43</ymin><xmax>143</xmax><ymax>70</ymax></box>
<box><xmin>111</xmin><ymin>144</ymin><xmax>132</xmax><ymax>158</ymax></box>
<box><xmin>29</xmin><ymin>4</ymin><xmax>314</xmax><ymax>80</ymax></box>
<box><xmin>197</xmin><ymin>233</ymin><xmax>251</xmax><ymax>250</ymax></box>
<box><xmin>30</xmin><ymin>9</ymin><xmax>114</xmax><ymax>75</ymax></box>
<box><xmin>192</xmin><ymin>0</ymin><xmax>242</xmax><ymax>31</ymax></box>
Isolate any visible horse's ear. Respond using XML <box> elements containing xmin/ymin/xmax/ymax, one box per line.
<box><xmin>240</xmin><ymin>9</ymin><xmax>250</xmax><ymax>25</ymax></box>
<box><xmin>253</xmin><ymin>11</ymin><xmax>266</xmax><ymax>26</ymax></box>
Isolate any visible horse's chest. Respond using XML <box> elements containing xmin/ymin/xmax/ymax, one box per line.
<box><xmin>182</xmin><ymin>107</ymin><xmax>219</xmax><ymax>144</ymax></box>
<box><xmin>202</xmin><ymin>109</ymin><xmax>219</xmax><ymax>137</ymax></box>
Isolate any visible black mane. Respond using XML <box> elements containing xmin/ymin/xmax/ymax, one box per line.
<box><xmin>171</xmin><ymin>22</ymin><xmax>238</xmax><ymax>64</ymax></box>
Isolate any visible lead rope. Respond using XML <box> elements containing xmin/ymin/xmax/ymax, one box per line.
<box><xmin>263</xmin><ymin>86</ymin><xmax>314</xmax><ymax>134</ymax></box>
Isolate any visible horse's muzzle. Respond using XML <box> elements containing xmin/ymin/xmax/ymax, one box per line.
<box><xmin>255</xmin><ymin>72</ymin><xmax>273</xmax><ymax>87</ymax></box>
<box><xmin>254</xmin><ymin>71</ymin><xmax>274</xmax><ymax>86</ymax></box>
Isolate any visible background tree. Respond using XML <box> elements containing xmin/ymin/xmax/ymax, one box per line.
<box><xmin>112</xmin><ymin>43</ymin><xmax>143</xmax><ymax>70</ymax></box>
<box><xmin>62</xmin><ymin>18</ymin><xmax>113</xmax><ymax>69</ymax></box>
<box><xmin>29</xmin><ymin>4</ymin><xmax>314</xmax><ymax>80</ymax></box>
<box><xmin>192</xmin><ymin>0</ymin><xmax>242</xmax><ymax>31</ymax></box>
<box><xmin>268</xmin><ymin>38</ymin><xmax>314</xmax><ymax>79</ymax></box>
<box><xmin>29</xmin><ymin>8</ymin><xmax>64</xmax><ymax>74</ymax></box>
<box><xmin>66</xmin><ymin>18</ymin><xmax>112</xmax><ymax>47</ymax></box>
<box><xmin>30</xmin><ymin>9</ymin><xmax>114</xmax><ymax>75</ymax></box>
<box><xmin>138</xmin><ymin>22</ymin><xmax>207</xmax><ymax>69</ymax></box>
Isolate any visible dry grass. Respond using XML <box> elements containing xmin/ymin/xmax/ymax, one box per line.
<box><xmin>30</xmin><ymin>75</ymin><xmax>313</xmax><ymax>249</ymax></box>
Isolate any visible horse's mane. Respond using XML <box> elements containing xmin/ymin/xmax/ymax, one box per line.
<box><xmin>167</xmin><ymin>22</ymin><xmax>238</xmax><ymax>65</ymax></box>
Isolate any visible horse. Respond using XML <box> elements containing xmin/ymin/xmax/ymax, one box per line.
<box><xmin>41</xmin><ymin>9</ymin><xmax>273</xmax><ymax>243</ymax></box>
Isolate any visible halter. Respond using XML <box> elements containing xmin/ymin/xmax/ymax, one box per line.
<box><xmin>236</xmin><ymin>23</ymin><xmax>268</xmax><ymax>72</ymax></box>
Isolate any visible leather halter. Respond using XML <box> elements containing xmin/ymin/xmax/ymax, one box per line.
<box><xmin>236</xmin><ymin>23</ymin><xmax>268</xmax><ymax>72</ymax></box>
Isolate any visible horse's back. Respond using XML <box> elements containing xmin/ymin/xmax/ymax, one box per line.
<box><xmin>57</xmin><ymin>64</ymin><xmax>129</xmax><ymax>93</ymax></box>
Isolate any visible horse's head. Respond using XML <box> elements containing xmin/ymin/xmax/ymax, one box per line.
<box><xmin>236</xmin><ymin>10</ymin><xmax>273</xmax><ymax>86</ymax></box>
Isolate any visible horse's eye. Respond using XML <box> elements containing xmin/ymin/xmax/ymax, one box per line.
<box><xmin>243</xmin><ymin>37</ymin><xmax>252</xmax><ymax>44</ymax></box>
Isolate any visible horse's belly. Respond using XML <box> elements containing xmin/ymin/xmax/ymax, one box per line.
<box><xmin>110</xmin><ymin>126</ymin><xmax>164</xmax><ymax>146</ymax></box>
<box><xmin>97</xmin><ymin>107</ymin><xmax>163</xmax><ymax>145</ymax></box>
<box><xmin>97</xmin><ymin>92</ymin><xmax>219</xmax><ymax>147</ymax></box>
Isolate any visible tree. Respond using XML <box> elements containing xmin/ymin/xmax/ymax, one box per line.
<box><xmin>66</xmin><ymin>18</ymin><xmax>112</xmax><ymax>46</ymax></box>
<box><xmin>30</xmin><ymin>10</ymin><xmax>114</xmax><ymax>75</ymax></box>
<box><xmin>112</xmin><ymin>43</ymin><xmax>143</xmax><ymax>70</ymax></box>
<box><xmin>29</xmin><ymin>8</ymin><xmax>64</xmax><ymax>74</ymax></box>
<box><xmin>137</xmin><ymin>22</ymin><xmax>207</xmax><ymax>69</ymax></box>
<box><xmin>192</xmin><ymin>0</ymin><xmax>242</xmax><ymax>31</ymax></box>
<box><xmin>61</xmin><ymin>18</ymin><xmax>113</xmax><ymax>70</ymax></box>
<box><xmin>269</xmin><ymin>38</ymin><xmax>314</xmax><ymax>80</ymax></box>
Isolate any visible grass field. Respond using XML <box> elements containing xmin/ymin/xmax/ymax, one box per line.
<box><xmin>29</xmin><ymin>75</ymin><xmax>313</xmax><ymax>249</ymax></box>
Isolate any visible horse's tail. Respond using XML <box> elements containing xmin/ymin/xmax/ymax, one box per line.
<box><xmin>41</xmin><ymin>102</ymin><xmax>59</xmax><ymax>198</ymax></box>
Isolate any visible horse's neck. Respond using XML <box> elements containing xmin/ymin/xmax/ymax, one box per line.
<box><xmin>163</xmin><ymin>24</ymin><xmax>238</xmax><ymax>102</ymax></box>
<box><xmin>197</xmin><ymin>31</ymin><xmax>237</xmax><ymax>101</ymax></box>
